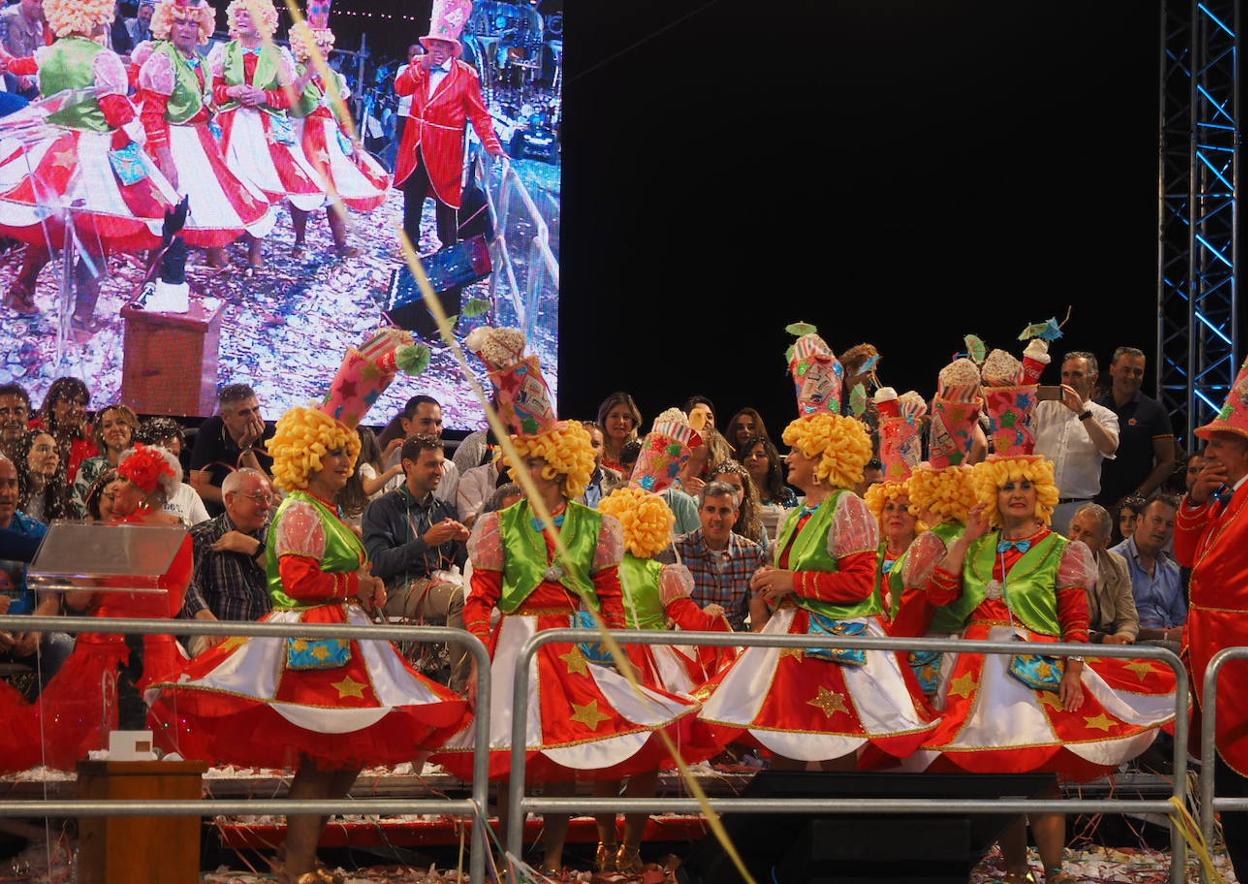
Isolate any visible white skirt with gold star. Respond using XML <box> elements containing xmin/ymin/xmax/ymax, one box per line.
<box><xmin>919</xmin><ymin>623</ymin><xmax>1176</xmax><ymax>780</ymax></box>
<box><xmin>696</xmin><ymin>607</ymin><xmax>939</xmax><ymax>763</ymax></box>
<box><xmin>296</xmin><ymin>109</ymin><xmax>391</xmax><ymax>212</ymax></box>
<box><xmin>146</xmin><ymin>604</ymin><xmax>469</xmax><ymax>770</ymax></box>
<box><xmin>431</xmin><ymin>609</ymin><xmax>707</xmax><ymax>781</ymax></box>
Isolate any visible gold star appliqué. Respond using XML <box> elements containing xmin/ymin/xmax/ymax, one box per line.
<box><xmin>569</xmin><ymin>700</ymin><xmax>610</xmax><ymax>731</ymax></box>
<box><xmin>1124</xmin><ymin>661</ymin><xmax>1157</xmax><ymax>682</ymax></box>
<box><xmin>330</xmin><ymin>675</ymin><xmax>368</xmax><ymax>699</ymax></box>
<box><xmin>1083</xmin><ymin>713</ymin><xmax>1116</xmax><ymax>733</ymax></box>
<box><xmin>218</xmin><ymin>636</ymin><xmax>247</xmax><ymax>654</ymax></box>
<box><xmin>558</xmin><ymin>648</ymin><xmax>590</xmax><ymax>676</ymax></box>
<box><xmin>1036</xmin><ymin>690</ymin><xmax>1065</xmax><ymax>712</ymax></box>
<box><xmin>948</xmin><ymin>672</ymin><xmax>977</xmax><ymax>700</ymax></box>
<box><xmin>779</xmin><ymin>647</ymin><xmax>804</xmax><ymax>660</ymax></box>
<box><xmin>806</xmin><ymin>686</ymin><xmax>848</xmax><ymax>718</ymax></box>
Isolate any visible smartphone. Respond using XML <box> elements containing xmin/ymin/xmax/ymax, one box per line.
<box><xmin>1036</xmin><ymin>385</ymin><xmax>1063</xmax><ymax>401</ymax></box>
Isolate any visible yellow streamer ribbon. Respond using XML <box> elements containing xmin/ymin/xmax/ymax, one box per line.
<box><xmin>1168</xmin><ymin>795</ymin><xmax>1225</xmax><ymax>883</ymax></box>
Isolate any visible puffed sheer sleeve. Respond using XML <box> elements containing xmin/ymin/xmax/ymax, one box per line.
<box><xmin>136</xmin><ymin>50</ymin><xmax>175</xmax><ymax>149</ymax></box>
<box><xmin>658</xmin><ymin>563</ymin><xmax>695</xmax><ymax>607</ymax></box>
<box><xmin>661</xmin><ymin>563</ymin><xmax>729</xmax><ymax>632</ymax></box>
<box><xmin>830</xmin><ymin>493</ymin><xmax>880</xmax><ymax>559</ymax></box>
<box><xmin>592</xmin><ymin>514</ymin><xmax>625</xmax><ymax>573</ymax></box>
<box><xmin>792</xmin><ymin>494</ymin><xmax>879</xmax><ymax>604</ymax></box>
<box><xmin>466</xmin><ymin>511</ymin><xmax>504</xmax><ymax>572</ymax></box>
<box><xmin>590</xmin><ymin>514</ymin><xmax>626</xmax><ymax>627</ymax></box>
<box><xmin>1055</xmin><ymin>539</ymin><xmax>1094</xmax><ymax>643</ymax></box>
<box><xmin>900</xmin><ymin>530</ymin><xmax>949</xmax><ymax>591</ymax></box>
<box><xmin>275</xmin><ymin>500</ymin><xmax>327</xmax><ymax>559</ymax></box>
<box><xmin>138</xmin><ymin>50</ymin><xmax>175</xmax><ymax>95</ymax></box>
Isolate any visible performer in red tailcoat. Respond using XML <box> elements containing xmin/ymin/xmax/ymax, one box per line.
<box><xmin>393</xmin><ymin>0</ymin><xmax>504</xmax><ymax>253</ymax></box>
<box><xmin>1174</xmin><ymin>356</ymin><xmax>1248</xmax><ymax>882</ymax></box>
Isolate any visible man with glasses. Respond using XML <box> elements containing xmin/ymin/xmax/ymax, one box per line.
<box><xmin>180</xmin><ymin>468</ymin><xmax>275</xmax><ymax>655</ymax></box>
<box><xmin>190</xmin><ymin>384</ymin><xmax>273</xmax><ymax>516</ymax></box>
<box><xmin>0</xmin><ymin>384</ymin><xmax>30</xmax><ymax>463</ymax></box>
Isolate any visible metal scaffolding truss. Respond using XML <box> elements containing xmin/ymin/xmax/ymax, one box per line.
<box><xmin>1157</xmin><ymin>0</ymin><xmax>1240</xmax><ymax>446</ymax></box>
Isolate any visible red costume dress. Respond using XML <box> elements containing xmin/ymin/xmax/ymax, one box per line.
<box><xmin>1175</xmin><ymin>479</ymin><xmax>1248</xmax><ymax>775</ymax></box>
<box><xmin>294</xmin><ymin>69</ymin><xmax>390</xmax><ymax>212</ymax></box>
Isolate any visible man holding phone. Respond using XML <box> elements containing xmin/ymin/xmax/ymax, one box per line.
<box><xmin>1032</xmin><ymin>352</ymin><xmax>1119</xmax><ymax>532</ymax></box>
<box><xmin>1174</xmin><ymin>358</ymin><xmax>1248</xmax><ymax>882</ymax></box>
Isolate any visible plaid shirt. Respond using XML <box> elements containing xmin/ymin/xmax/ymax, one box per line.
<box><xmin>180</xmin><ymin>512</ymin><xmax>271</xmax><ymax>622</ymax></box>
<box><xmin>674</xmin><ymin>528</ymin><xmax>766</xmax><ymax>631</ymax></box>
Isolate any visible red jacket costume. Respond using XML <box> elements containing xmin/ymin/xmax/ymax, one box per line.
<box><xmin>1175</xmin><ymin>479</ymin><xmax>1248</xmax><ymax>775</ymax></box>
<box><xmin>393</xmin><ymin>58</ymin><xmax>503</xmax><ymax>209</ymax></box>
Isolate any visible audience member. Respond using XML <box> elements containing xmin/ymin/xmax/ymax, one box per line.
<box><xmin>189</xmin><ymin>384</ymin><xmax>273</xmax><ymax>516</ymax></box>
<box><xmin>707</xmin><ymin>460</ymin><xmax>770</xmax><ymax>557</ymax></box>
<box><xmin>0</xmin><ymin>383</ymin><xmax>31</xmax><ymax>463</ymax></box>
<box><xmin>137</xmin><ymin>416</ymin><xmax>187</xmax><ymax>461</ymax></box>
<box><xmin>34</xmin><ymin>378</ymin><xmax>95</xmax><ymax>482</ymax></box>
<box><xmin>1183</xmin><ymin>451</ymin><xmax>1204</xmax><ymax>494</ymax></box>
<box><xmin>448</xmin><ymin>394</ymin><xmax>500</xmax><ymax>475</ymax></box>
<box><xmin>0</xmin><ymin>455</ymin><xmax>71</xmax><ymax>697</ymax></box>
<box><xmin>1067</xmin><ymin>503</ymin><xmax>1139</xmax><ymax>644</ymax></box>
<box><xmin>1095</xmin><ymin>347</ymin><xmax>1175</xmax><ymax>507</ymax></box>
<box><xmin>674</xmin><ymin>480</ymin><xmax>767</xmax><ymax>631</ymax></box>
<box><xmin>580</xmin><ymin>421</ymin><xmax>623</xmax><ymax>508</ymax></box>
<box><xmin>682</xmin><ymin>395</ymin><xmax>716</xmax><ymax>433</ymax></box>
<box><xmin>1033</xmin><ymin>351</ymin><xmax>1120</xmax><ymax>530</ymax></box>
<box><xmin>1110</xmin><ymin>493</ymin><xmax>1146</xmax><ymax>547</ymax></box>
<box><xmin>125</xmin><ymin>0</ymin><xmax>153</xmax><ymax>44</ymax></box>
<box><xmin>378</xmin><ymin>396</ymin><xmax>461</xmax><ymax>505</ymax></box>
<box><xmin>1110</xmin><ymin>493</ymin><xmax>1185</xmax><ymax>642</ymax></box>
<box><xmin>181</xmin><ymin>469</ymin><xmax>274</xmax><ymax>656</ymax></box>
<box><xmin>135</xmin><ymin>416</ymin><xmax>209</xmax><ymax>527</ymax></box>
<box><xmin>737</xmin><ymin>434</ymin><xmax>796</xmax><ymax>507</ymax></box>
<box><xmin>339</xmin><ymin>427</ymin><xmax>396</xmax><ymax>529</ymax></box>
<box><xmin>15</xmin><ymin>429</ymin><xmax>69</xmax><ymax>524</ymax></box>
<box><xmin>0</xmin><ymin>0</ymin><xmax>45</xmax><ymax>98</ymax></box>
<box><xmin>70</xmin><ymin>404</ymin><xmax>138</xmax><ymax>517</ymax></box>
<box><xmin>853</xmin><ymin>458</ymin><xmax>884</xmax><ymax>498</ymax></box>
<box><xmin>456</xmin><ymin>447</ymin><xmax>508</xmax><ymax>528</ymax></box>
<box><xmin>363</xmin><ymin>435</ymin><xmax>470</xmax><ymax>686</ymax></box>
<box><xmin>726</xmin><ymin>407</ymin><xmax>770</xmax><ymax>450</ymax></box>
<box><xmin>82</xmin><ymin>468</ymin><xmax>122</xmax><ymax>521</ymax></box>
<box><xmin>596</xmin><ymin>391</ymin><xmax>641</xmax><ymax>474</ymax></box>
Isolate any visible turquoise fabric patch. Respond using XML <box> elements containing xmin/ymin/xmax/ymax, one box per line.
<box><xmin>1007</xmin><ymin>652</ymin><xmax>1064</xmax><ymax>693</ymax></box>
<box><xmin>285</xmin><ymin>637</ymin><xmax>351</xmax><ymax>670</ymax></box>
<box><xmin>573</xmin><ymin>610</ymin><xmax>615</xmax><ymax>667</ymax></box>
<box><xmin>909</xmin><ymin>650</ymin><xmax>943</xmax><ymax>695</ymax></box>
<box><xmin>805</xmin><ymin>614</ymin><xmax>867</xmax><ymax>666</ymax></box>
<box><xmin>108</xmin><ymin>142</ymin><xmax>150</xmax><ymax>185</ymax></box>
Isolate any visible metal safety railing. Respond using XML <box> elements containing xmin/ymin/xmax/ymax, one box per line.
<box><xmin>474</xmin><ymin>150</ymin><xmax>559</xmax><ymax>339</ymax></box>
<box><xmin>507</xmin><ymin>629</ymin><xmax>1191</xmax><ymax>884</ymax></box>
<box><xmin>1199</xmin><ymin>646</ymin><xmax>1248</xmax><ymax>884</ymax></box>
<box><xmin>0</xmin><ymin>615</ymin><xmax>493</xmax><ymax>884</ymax></box>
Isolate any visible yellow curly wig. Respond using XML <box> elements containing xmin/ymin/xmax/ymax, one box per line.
<box><xmin>971</xmin><ymin>456</ymin><xmax>1059</xmax><ymax>528</ymax></box>
<box><xmin>781</xmin><ymin>412</ymin><xmax>872</xmax><ymax>491</ymax></box>
<box><xmin>598</xmin><ymin>486</ymin><xmax>674</xmax><ymax>559</ymax></box>
<box><xmin>909</xmin><ymin>465</ymin><xmax>976</xmax><ymax>526</ymax></box>
<box><xmin>150</xmin><ymin>0</ymin><xmax>217</xmax><ymax>42</ymax></box>
<box><xmin>265</xmin><ymin>406</ymin><xmax>361</xmax><ymax>493</ymax></box>
<box><xmin>288</xmin><ymin>21</ymin><xmax>335</xmax><ymax>62</ymax></box>
<box><xmin>863</xmin><ymin>479</ymin><xmax>926</xmax><ymax>534</ymax></box>
<box><xmin>226</xmin><ymin>0</ymin><xmax>278</xmax><ymax>39</ymax></box>
<box><xmin>509</xmin><ymin>421</ymin><xmax>596</xmax><ymax>502</ymax></box>
<box><xmin>45</xmin><ymin>0</ymin><xmax>115</xmax><ymax>37</ymax></box>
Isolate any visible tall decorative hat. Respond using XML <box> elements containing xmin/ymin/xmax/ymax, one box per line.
<box><xmin>422</xmin><ymin>0</ymin><xmax>471</xmax><ymax>56</ymax></box>
<box><xmin>631</xmin><ymin>408</ymin><xmax>703</xmax><ymax>493</ymax></box>
<box><xmin>465</xmin><ymin>326</ymin><xmax>557</xmax><ymax>437</ymax></box>
<box><xmin>926</xmin><ymin>358</ymin><xmax>982</xmax><ymax>469</ymax></box>
<box><xmin>979</xmin><ymin>348</ymin><xmax>1039</xmax><ymax>459</ymax></box>
<box><xmin>308</xmin><ymin>0</ymin><xmax>331</xmax><ymax>28</ymax></box>
<box><xmin>787</xmin><ymin>325</ymin><xmax>844</xmax><ymax>416</ymax></box>
<box><xmin>874</xmin><ymin>388</ymin><xmax>926</xmax><ymax>482</ymax></box>
<box><xmin>1196</xmin><ymin>355</ymin><xmax>1248</xmax><ymax>441</ymax></box>
<box><xmin>321</xmin><ymin>328</ymin><xmax>431</xmax><ymax>429</ymax></box>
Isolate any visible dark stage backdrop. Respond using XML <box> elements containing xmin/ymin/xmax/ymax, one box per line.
<box><xmin>558</xmin><ymin>1</ymin><xmax>1161</xmax><ymax>432</ymax></box>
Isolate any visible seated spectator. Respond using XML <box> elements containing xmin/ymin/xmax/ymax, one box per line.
<box><xmin>674</xmin><ymin>480</ymin><xmax>767</xmax><ymax>631</ymax></box>
<box><xmin>707</xmin><ymin>460</ymin><xmax>770</xmax><ymax>558</ymax></box>
<box><xmin>682</xmin><ymin>395</ymin><xmax>717</xmax><ymax>433</ymax></box>
<box><xmin>16</xmin><ymin>429</ymin><xmax>70</xmax><ymax>524</ymax></box>
<box><xmin>0</xmin><ymin>383</ymin><xmax>31</xmax><ymax>463</ymax></box>
<box><xmin>457</xmin><ymin>445</ymin><xmax>508</xmax><ymax>528</ymax></box>
<box><xmin>139</xmin><ymin>417</ymin><xmax>209</xmax><ymax>528</ymax></box>
<box><xmin>363</xmin><ymin>434</ymin><xmax>470</xmax><ymax>687</ymax></box>
<box><xmin>853</xmin><ymin>458</ymin><xmax>884</xmax><ymax>498</ymax></box>
<box><xmin>596</xmin><ymin>391</ymin><xmax>642</xmax><ymax>474</ymax></box>
<box><xmin>580</xmin><ymin>421</ymin><xmax>623</xmax><ymax>508</ymax></box>
<box><xmin>1110</xmin><ymin>493</ymin><xmax>1185</xmax><ymax>642</ymax></box>
<box><xmin>34</xmin><ymin>378</ymin><xmax>96</xmax><ymax>482</ymax></box>
<box><xmin>1183</xmin><ymin>451</ymin><xmax>1204</xmax><ymax>495</ymax></box>
<box><xmin>378</xmin><ymin>396</ymin><xmax>461</xmax><ymax>505</ymax></box>
<box><xmin>71</xmin><ymin>404</ymin><xmax>138</xmax><ymax>517</ymax></box>
<box><xmin>189</xmin><ymin>384</ymin><xmax>273</xmax><ymax>517</ymax></box>
<box><xmin>736</xmin><ymin>433</ymin><xmax>797</xmax><ymax>540</ymax></box>
<box><xmin>126</xmin><ymin>0</ymin><xmax>154</xmax><ymax>44</ymax></box>
<box><xmin>449</xmin><ymin>394</ymin><xmax>501</xmax><ymax>475</ymax></box>
<box><xmin>484</xmin><ymin>482</ymin><xmax>522</xmax><ymax>514</ymax></box>
<box><xmin>82</xmin><ymin>469</ymin><xmax>122</xmax><ymax>522</ymax></box>
<box><xmin>726</xmin><ymin>407</ymin><xmax>770</xmax><ymax>450</ymax></box>
<box><xmin>0</xmin><ymin>456</ymin><xmax>71</xmax><ymax>697</ymax></box>
<box><xmin>180</xmin><ymin>469</ymin><xmax>273</xmax><ymax>655</ymax></box>
<box><xmin>1067</xmin><ymin>503</ymin><xmax>1139</xmax><ymax>644</ymax></box>
<box><xmin>1112</xmin><ymin>493</ymin><xmax>1146</xmax><ymax>548</ymax></box>
<box><xmin>339</xmin><ymin>428</ymin><xmax>399</xmax><ymax>530</ymax></box>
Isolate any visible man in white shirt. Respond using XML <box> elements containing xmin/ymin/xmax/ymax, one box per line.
<box><xmin>1033</xmin><ymin>351</ymin><xmax>1119</xmax><ymax>532</ymax></box>
<box><xmin>381</xmin><ymin>395</ymin><xmax>460</xmax><ymax>505</ymax></box>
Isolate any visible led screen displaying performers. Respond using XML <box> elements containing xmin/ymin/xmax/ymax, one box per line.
<box><xmin>0</xmin><ymin>0</ymin><xmax>561</xmax><ymax>430</ymax></box>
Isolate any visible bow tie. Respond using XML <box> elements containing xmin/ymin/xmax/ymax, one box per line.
<box><xmin>428</xmin><ymin>63</ymin><xmax>448</xmax><ymax>75</ymax></box>
<box><xmin>242</xmin><ymin>46</ymin><xmax>262</xmax><ymax>56</ymax></box>
<box><xmin>998</xmin><ymin>539</ymin><xmax>1032</xmax><ymax>554</ymax></box>
<box><xmin>531</xmin><ymin>514</ymin><xmax>565</xmax><ymax>533</ymax></box>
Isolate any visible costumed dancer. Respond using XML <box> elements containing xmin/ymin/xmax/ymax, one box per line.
<box><xmin>287</xmin><ymin>1</ymin><xmax>390</xmax><ymax>257</ymax></box>
<box><xmin>921</xmin><ymin>345</ymin><xmax>1176</xmax><ymax>884</ymax></box>
<box><xmin>147</xmin><ymin>330</ymin><xmax>467</xmax><ymax>883</ymax></box>
<box><xmin>863</xmin><ymin>387</ymin><xmax>927</xmax><ymax>620</ymax></box>
<box><xmin>1174</xmin><ymin>356</ymin><xmax>1248</xmax><ymax>882</ymax></box>
<box><xmin>431</xmin><ymin>327</ymin><xmax>699</xmax><ymax>877</ymax></box>
<box><xmin>592</xmin><ymin>409</ymin><xmax>733</xmax><ymax>874</ymax></box>
<box><xmin>891</xmin><ymin>358</ymin><xmax>983</xmax><ymax>700</ymax></box>
<box><xmin>131</xmin><ymin>0</ymin><xmax>276</xmax><ymax>258</ymax></box>
<box><xmin>208</xmin><ymin>0</ymin><xmax>326</xmax><ymax>268</ymax></box>
<box><xmin>394</xmin><ymin>0</ymin><xmax>505</xmax><ymax>254</ymax></box>
<box><xmin>0</xmin><ymin>444</ymin><xmax>192</xmax><ymax>771</ymax></box>
<box><xmin>697</xmin><ymin>326</ymin><xmax>937</xmax><ymax>770</ymax></box>
<box><xmin>0</xmin><ymin>0</ymin><xmax>178</xmax><ymax>328</ymax></box>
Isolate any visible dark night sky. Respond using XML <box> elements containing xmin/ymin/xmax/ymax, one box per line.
<box><xmin>554</xmin><ymin>1</ymin><xmax>1163</xmax><ymax>430</ymax></box>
